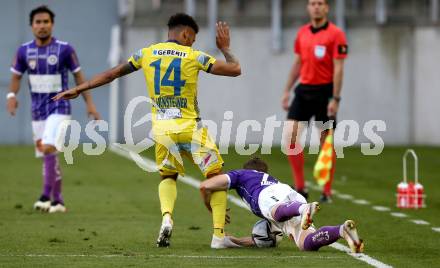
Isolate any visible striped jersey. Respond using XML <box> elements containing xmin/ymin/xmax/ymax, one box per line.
<box><xmin>11</xmin><ymin>37</ymin><xmax>81</xmax><ymax>120</ymax></box>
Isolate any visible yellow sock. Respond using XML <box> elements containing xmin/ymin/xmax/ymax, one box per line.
<box><xmin>210</xmin><ymin>190</ymin><xmax>227</xmax><ymax>238</ymax></box>
<box><xmin>158</xmin><ymin>178</ymin><xmax>177</xmax><ymax>216</ymax></box>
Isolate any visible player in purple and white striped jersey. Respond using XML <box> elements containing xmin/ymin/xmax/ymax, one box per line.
<box><xmin>200</xmin><ymin>157</ymin><xmax>364</xmax><ymax>252</ymax></box>
<box><xmin>6</xmin><ymin>6</ymin><xmax>100</xmax><ymax>213</ymax></box>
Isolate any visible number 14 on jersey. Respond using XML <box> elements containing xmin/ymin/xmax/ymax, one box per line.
<box><xmin>150</xmin><ymin>58</ymin><xmax>186</xmax><ymax>96</ymax></box>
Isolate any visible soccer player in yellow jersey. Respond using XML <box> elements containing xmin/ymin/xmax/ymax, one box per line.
<box><xmin>53</xmin><ymin>13</ymin><xmax>241</xmax><ymax>248</ymax></box>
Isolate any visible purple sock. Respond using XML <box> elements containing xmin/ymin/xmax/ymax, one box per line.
<box><xmin>273</xmin><ymin>201</ymin><xmax>303</xmax><ymax>222</ymax></box>
<box><xmin>42</xmin><ymin>154</ymin><xmax>57</xmax><ymax>198</ymax></box>
<box><xmin>303</xmin><ymin>225</ymin><xmax>341</xmax><ymax>251</ymax></box>
<box><xmin>52</xmin><ymin>156</ymin><xmax>64</xmax><ymax>204</ymax></box>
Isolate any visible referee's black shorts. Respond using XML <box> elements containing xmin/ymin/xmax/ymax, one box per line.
<box><xmin>287</xmin><ymin>83</ymin><xmax>336</xmax><ymax>128</ymax></box>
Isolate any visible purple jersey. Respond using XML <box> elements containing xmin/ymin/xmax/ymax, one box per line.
<box><xmin>10</xmin><ymin>37</ymin><xmax>81</xmax><ymax>120</ymax></box>
<box><xmin>226</xmin><ymin>169</ymin><xmax>279</xmax><ymax>217</ymax></box>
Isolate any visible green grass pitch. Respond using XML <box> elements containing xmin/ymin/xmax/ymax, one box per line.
<box><xmin>0</xmin><ymin>145</ymin><xmax>439</xmax><ymax>267</ymax></box>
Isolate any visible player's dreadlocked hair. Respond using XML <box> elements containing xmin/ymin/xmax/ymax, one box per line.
<box><xmin>29</xmin><ymin>5</ymin><xmax>55</xmax><ymax>25</ymax></box>
<box><xmin>167</xmin><ymin>13</ymin><xmax>199</xmax><ymax>33</ymax></box>
<box><xmin>243</xmin><ymin>157</ymin><xmax>269</xmax><ymax>173</ymax></box>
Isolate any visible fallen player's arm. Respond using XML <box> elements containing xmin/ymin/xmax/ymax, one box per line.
<box><xmin>199</xmin><ymin>184</ymin><xmax>213</xmax><ymax>212</ymax></box>
<box><xmin>52</xmin><ymin>63</ymin><xmax>136</xmax><ymax>101</ymax></box>
<box><xmin>227</xmin><ymin>235</ymin><xmax>255</xmax><ymax>247</ymax></box>
<box><xmin>199</xmin><ymin>174</ymin><xmax>229</xmax><ymax>212</ymax></box>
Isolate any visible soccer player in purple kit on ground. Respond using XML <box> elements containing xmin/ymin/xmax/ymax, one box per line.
<box><xmin>200</xmin><ymin>157</ymin><xmax>364</xmax><ymax>253</ymax></box>
<box><xmin>6</xmin><ymin>6</ymin><xmax>100</xmax><ymax>213</ymax></box>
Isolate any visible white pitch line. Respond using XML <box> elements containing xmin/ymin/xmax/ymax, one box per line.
<box><xmin>411</xmin><ymin>220</ymin><xmax>430</xmax><ymax>225</ymax></box>
<box><xmin>109</xmin><ymin>146</ymin><xmax>393</xmax><ymax>268</ymax></box>
<box><xmin>352</xmin><ymin>199</ymin><xmax>370</xmax><ymax>205</ymax></box>
<box><xmin>0</xmin><ymin>253</ymin><xmax>344</xmax><ymax>260</ymax></box>
<box><xmin>336</xmin><ymin>194</ymin><xmax>354</xmax><ymax>200</ymax></box>
<box><xmin>432</xmin><ymin>227</ymin><xmax>440</xmax><ymax>233</ymax></box>
<box><xmin>302</xmin><ymin>165</ymin><xmax>435</xmax><ymax>233</ymax></box>
<box><xmin>372</xmin><ymin>206</ymin><xmax>391</xmax><ymax>212</ymax></box>
<box><xmin>390</xmin><ymin>212</ymin><xmax>408</xmax><ymax>218</ymax></box>
<box><xmin>110</xmin><ymin>145</ymin><xmax>249</xmax><ymax>209</ymax></box>
<box><xmin>150</xmin><ymin>254</ymin><xmax>344</xmax><ymax>260</ymax></box>
<box><xmin>0</xmin><ymin>254</ymin><xmax>124</xmax><ymax>258</ymax></box>
<box><xmin>329</xmin><ymin>243</ymin><xmax>392</xmax><ymax>268</ymax></box>
<box><xmin>307</xmin><ymin>183</ymin><xmax>321</xmax><ymax>191</ymax></box>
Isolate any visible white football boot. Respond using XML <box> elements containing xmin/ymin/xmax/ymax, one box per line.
<box><xmin>33</xmin><ymin>196</ymin><xmax>51</xmax><ymax>212</ymax></box>
<box><xmin>210</xmin><ymin>235</ymin><xmax>241</xmax><ymax>249</ymax></box>
<box><xmin>341</xmin><ymin>220</ymin><xmax>364</xmax><ymax>253</ymax></box>
<box><xmin>48</xmin><ymin>202</ymin><xmax>67</xmax><ymax>213</ymax></box>
<box><xmin>156</xmin><ymin>214</ymin><xmax>173</xmax><ymax>247</ymax></box>
<box><xmin>300</xmin><ymin>202</ymin><xmax>320</xmax><ymax>230</ymax></box>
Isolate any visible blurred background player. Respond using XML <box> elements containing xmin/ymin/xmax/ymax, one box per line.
<box><xmin>6</xmin><ymin>5</ymin><xmax>100</xmax><ymax>213</ymax></box>
<box><xmin>52</xmin><ymin>13</ymin><xmax>241</xmax><ymax>248</ymax></box>
<box><xmin>200</xmin><ymin>157</ymin><xmax>364</xmax><ymax>253</ymax></box>
<box><xmin>281</xmin><ymin>0</ymin><xmax>348</xmax><ymax>202</ymax></box>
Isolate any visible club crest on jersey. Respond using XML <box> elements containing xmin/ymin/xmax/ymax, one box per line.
<box><xmin>28</xmin><ymin>59</ymin><xmax>37</xmax><ymax>70</ymax></box>
<box><xmin>47</xmin><ymin>54</ymin><xmax>58</xmax><ymax>65</ymax></box>
<box><xmin>314</xmin><ymin>45</ymin><xmax>326</xmax><ymax>59</ymax></box>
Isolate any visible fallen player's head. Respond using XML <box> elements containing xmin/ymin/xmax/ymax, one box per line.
<box><xmin>243</xmin><ymin>157</ymin><xmax>268</xmax><ymax>173</ymax></box>
<box><xmin>167</xmin><ymin>13</ymin><xmax>199</xmax><ymax>47</ymax></box>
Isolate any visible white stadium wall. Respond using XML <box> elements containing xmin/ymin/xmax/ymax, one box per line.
<box><xmin>121</xmin><ymin>26</ymin><xmax>439</xmax><ymax>146</ymax></box>
<box><xmin>414</xmin><ymin>28</ymin><xmax>440</xmax><ymax>145</ymax></box>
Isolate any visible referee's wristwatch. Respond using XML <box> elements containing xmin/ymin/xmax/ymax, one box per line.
<box><xmin>332</xmin><ymin>96</ymin><xmax>341</xmax><ymax>103</ymax></box>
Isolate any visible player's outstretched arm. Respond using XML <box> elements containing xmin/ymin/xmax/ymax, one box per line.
<box><xmin>209</xmin><ymin>21</ymin><xmax>241</xmax><ymax>77</ymax></box>
<box><xmin>227</xmin><ymin>235</ymin><xmax>255</xmax><ymax>247</ymax></box>
<box><xmin>6</xmin><ymin>73</ymin><xmax>22</xmax><ymax>116</ymax></box>
<box><xmin>52</xmin><ymin>63</ymin><xmax>136</xmax><ymax>101</ymax></box>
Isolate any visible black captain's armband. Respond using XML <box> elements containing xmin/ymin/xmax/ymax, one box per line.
<box><xmin>207</xmin><ymin>63</ymin><xmax>213</xmax><ymax>73</ymax></box>
<box><xmin>128</xmin><ymin>61</ymin><xmax>139</xmax><ymax>71</ymax></box>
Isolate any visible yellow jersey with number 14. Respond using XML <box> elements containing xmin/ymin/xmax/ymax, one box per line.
<box><xmin>128</xmin><ymin>41</ymin><xmax>216</xmax><ymax>135</ymax></box>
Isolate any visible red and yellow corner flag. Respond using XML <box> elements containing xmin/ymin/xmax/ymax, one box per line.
<box><xmin>313</xmin><ymin>129</ymin><xmax>334</xmax><ymax>186</ymax></box>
